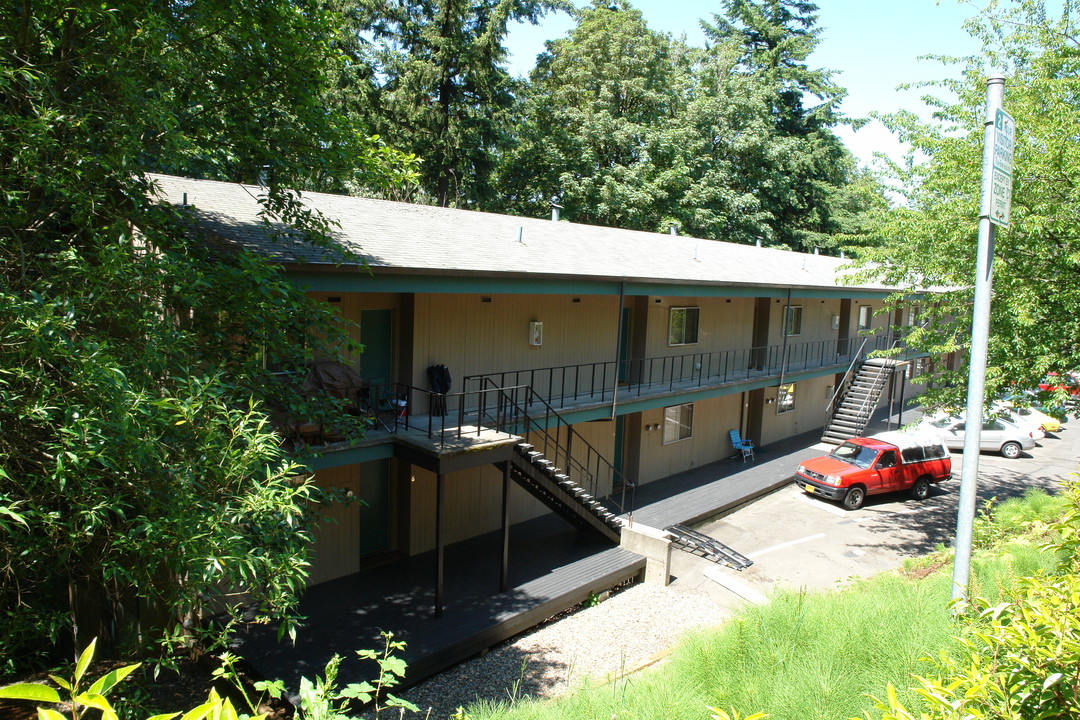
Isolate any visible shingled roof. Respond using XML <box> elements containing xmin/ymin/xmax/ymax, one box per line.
<box><xmin>149</xmin><ymin>173</ymin><xmax>886</xmax><ymax>293</ymax></box>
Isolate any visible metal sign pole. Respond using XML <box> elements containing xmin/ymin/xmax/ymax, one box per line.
<box><xmin>951</xmin><ymin>74</ymin><xmax>1006</xmax><ymax>604</ymax></box>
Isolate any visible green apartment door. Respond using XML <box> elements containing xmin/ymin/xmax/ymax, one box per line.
<box><xmin>360</xmin><ymin>310</ymin><xmax>393</xmax><ymax>384</ymax></box>
<box><xmin>358</xmin><ymin>459</ymin><xmax>390</xmax><ymax>555</ymax></box>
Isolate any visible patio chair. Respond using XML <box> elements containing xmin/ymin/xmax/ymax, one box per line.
<box><xmin>729</xmin><ymin>429</ymin><xmax>755</xmax><ymax>461</ymax></box>
<box><xmin>358</xmin><ymin>385</ymin><xmax>405</xmax><ymax>432</ymax></box>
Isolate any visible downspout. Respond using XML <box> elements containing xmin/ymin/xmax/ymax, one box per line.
<box><xmin>778</xmin><ymin>289</ymin><xmax>792</xmax><ymax>388</ymax></box>
<box><xmin>610</xmin><ymin>282</ymin><xmax>625</xmax><ymax>420</ymax></box>
<box><xmin>739</xmin><ymin>391</ymin><xmax>747</xmax><ymax>437</ymax></box>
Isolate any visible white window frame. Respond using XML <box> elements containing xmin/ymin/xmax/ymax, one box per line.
<box><xmin>668</xmin><ymin>307</ymin><xmax>700</xmax><ymax>346</ymax></box>
<box><xmin>857</xmin><ymin>305</ymin><xmax>873</xmax><ymax>332</ymax></box>
<box><xmin>777</xmin><ymin>383</ymin><xmax>796</xmax><ymax>414</ymax></box>
<box><xmin>662</xmin><ymin>403</ymin><xmax>694</xmax><ymax>444</ymax></box>
<box><xmin>782</xmin><ymin>305</ymin><xmax>803</xmax><ymax>337</ymax></box>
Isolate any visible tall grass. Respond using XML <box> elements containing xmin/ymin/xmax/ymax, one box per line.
<box><xmin>670</xmin><ymin>574</ymin><xmax>957</xmax><ymax>719</ymax></box>
<box><xmin>461</xmin><ymin>490</ymin><xmax>1067</xmax><ymax>720</ymax></box>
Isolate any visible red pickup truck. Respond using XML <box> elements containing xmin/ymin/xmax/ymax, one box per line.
<box><xmin>794</xmin><ymin>431</ymin><xmax>952</xmax><ymax>511</ymax></box>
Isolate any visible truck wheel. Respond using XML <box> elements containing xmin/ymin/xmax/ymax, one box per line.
<box><xmin>1000</xmin><ymin>442</ymin><xmax>1022</xmax><ymax>459</ymax></box>
<box><xmin>909</xmin><ymin>477</ymin><xmax>931</xmax><ymax>501</ymax></box>
<box><xmin>842</xmin><ymin>486</ymin><xmax>865</xmax><ymax>511</ymax></box>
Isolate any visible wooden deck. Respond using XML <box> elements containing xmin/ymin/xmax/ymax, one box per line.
<box><xmin>232</xmin><ymin>511</ymin><xmax>643</xmax><ymax>691</ymax></box>
<box><xmin>238</xmin><ymin>411</ymin><xmax>899</xmax><ymax>693</ymax></box>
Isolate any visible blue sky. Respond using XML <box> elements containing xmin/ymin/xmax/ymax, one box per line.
<box><xmin>506</xmin><ymin>0</ymin><xmax>987</xmax><ymax>168</ymax></box>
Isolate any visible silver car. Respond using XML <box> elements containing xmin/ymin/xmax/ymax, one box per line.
<box><xmin>920</xmin><ymin>414</ymin><xmax>1037</xmax><ymax>458</ymax></box>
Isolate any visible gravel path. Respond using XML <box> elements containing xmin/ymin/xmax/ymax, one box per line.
<box><xmin>390</xmin><ymin>582</ymin><xmax>730</xmax><ymax>719</ymax></box>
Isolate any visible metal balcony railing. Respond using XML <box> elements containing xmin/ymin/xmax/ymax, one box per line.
<box><xmin>357</xmin><ymin>381</ymin><xmax>633</xmax><ymax>515</ymax></box>
<box><xmin>462</xmin><ymin>332</ymin><xmax>904</xmax><ymax>409</ymax></box>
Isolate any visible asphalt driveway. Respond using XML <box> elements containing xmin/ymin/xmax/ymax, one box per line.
<box><xmin>671</xmin><ymin>421</ymin><xmax>1079</xmax><ymax>608</ymax></box>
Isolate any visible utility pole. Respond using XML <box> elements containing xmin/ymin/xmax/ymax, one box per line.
<box><xmin>951</xmin><ymin>74</ymin><xmax>1013</xmax><ymax>603</ymax></box>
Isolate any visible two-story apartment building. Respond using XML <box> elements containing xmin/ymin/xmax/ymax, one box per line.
<box><xmin>150</xmin><ymin>174</ymin><xmax>925</xmax><ymax>593</ymax></box>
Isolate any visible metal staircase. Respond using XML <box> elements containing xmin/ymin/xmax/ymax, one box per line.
<box><xmin>510</xmin><ymin>443</ymin><xmax>624</xmax><ymax>543</ymax></box>
<box><xmin>666</xmin><ymin>524</ymin><xmax>753</xmax><ymax>571</ymax></box>
<box><xmin>821</xmin><ymin>356</ymin><xmax>896</xmax><ymax>444</ymax></box>
<box><xmin>476</xmin><ymin>379</ymin><xmax>632</xmax><ymax>544</ymax></box>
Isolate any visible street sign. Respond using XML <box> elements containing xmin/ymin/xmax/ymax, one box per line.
<box><xmin>990</xmin><ymin>108</ymin><xmax>1015</xmax><ymax>227</ymax></box>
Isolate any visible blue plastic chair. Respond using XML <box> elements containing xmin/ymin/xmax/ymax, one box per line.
<box><xmin>729</xmin><ymin>429</ymin><xmax>755</xmax><ymax>461</ymax></box>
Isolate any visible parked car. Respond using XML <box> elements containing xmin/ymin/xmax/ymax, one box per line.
<box><xmin>1038</xmin><ymin>372</ymin><xmax>1080</xmax><ymax>397</ymax></box>
<box><xmin>919</xmin><ymin>413</ymin><xmax>1037</xmax><ymax>458</ymax></box>
<box><xmin>993</xmin><ymin>407</ymin><xmax>1046</xmax><ymax>441</ymax></box>
<box><xmin>1003</xmin><ymin>392</ymin><xmax>1069</xmax><ymax>430</ymax></box>
<box><xmin>794</xmin><ymin>431</ymin><xmax>952</xmax><ymax>511</ymax></box>
<box><xmin>994</xmin><ymin>400</ymin><xmax>1063</xmax><ymax>433</ymax></box>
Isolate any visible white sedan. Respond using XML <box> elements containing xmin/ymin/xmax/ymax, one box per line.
<box><xmin>992</xmin><ymin>406</ymin><xmax>1046</xmax><ymax>440</ymax></box>
<box><xmin>919</xmin><ymin>414</ymin><xmax>1038</xmax><ymax>459</ymax></box>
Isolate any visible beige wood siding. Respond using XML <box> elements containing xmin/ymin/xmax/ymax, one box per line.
<box><xmin>642</xmin><ymin>297</ymin><xmax>756</xmax><ymax>359</ymax></box>
<box><xmin>410</xmin><ymin>293</ymin><xmax>621</xmax><ymax>390</ymax></box>
<box><xmin>633</xmin><ymin>394</ymin><xmax>744</xmax><ymax>484</ymax></box>
<box><xmin>306</xmin><ymin>292</ymin><xmax>403</xmax><ymax>371</ymax></box>
<box><xmin>407</xmin><ymin>463</ymin><xmax>547</xmax><ymax>554</ymax></box>
<box><xmin>768</xmin><ymin>297</ymin><xmax>843</xmax><ymax>347</ymax></box>
<box><xmin>757</xmin><ymin>375</ymin><xmax>832</xmax><ymax>446</ymax></box>
<box><xmin>307</xmin><ymin>465</ymin><xmax>360</xmax><ymax>586</ymax></box>
<box><xmin>851</xmin><ymin>300</ymin><xmax>881</xmax><ymax>337</ymax></box>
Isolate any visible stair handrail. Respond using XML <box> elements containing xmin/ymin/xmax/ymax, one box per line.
<box><xmin>825</xmin><ymin>336</ymin><xmax>870</xmax><ymax>415</ymax></box>
<box><xmin>848</xmin><ymin>334</ymin><xmax>906</xmax><ymax>430</ymax></box>
<box><xmin>850</xmin><ymin>358</ymin><xmax>892</xmax><ymax>427</ymax></box>
<box><xmin>857</xmin><ymin>336</ymin><xmax>909</xmax><ymax>430</ymax></box>
<box><xmin>478</xmin><ymin>378</ymin><xmax>635</xmax><ymax>517</ymax></box>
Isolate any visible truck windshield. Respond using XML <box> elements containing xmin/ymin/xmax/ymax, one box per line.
<box><xmin>829</xmin><ymin>442</ymin><xmax>879</xmax><ymax>469</ymax></box>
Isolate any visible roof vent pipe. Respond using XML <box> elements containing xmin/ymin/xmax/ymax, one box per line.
<box><xmin>755</xmin><ymin>238</ymin><xmax>762</xmax><ymax>247</ymax></box>
<box><xmin>669</xmin><ymin>224</ymin><xmax>677</xmax><ymax>235</ymax></box>
<box><xmin>840</xmin><ymin>250</ymin><xmax>846</xmax><ymax>259</ymax></box>
<box><xmin>551</xmin><ymin>203</ymin><xmax>562</xmax><ymax>222</ymax></box>
<box><xmin>814</xmin><ymin>247</ymin><xmax>820</xmax><ymax>255</ymax></box>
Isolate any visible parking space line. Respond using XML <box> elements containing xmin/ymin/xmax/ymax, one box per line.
<box><xmin>748</xmin><ymin>532</ymin><xmax>826</xmax><ymax>559</ymax></box>
<box><xmin>793</xmin><ymin>491</ymin><xmax>849</xmax><ymax>517</ymax></box>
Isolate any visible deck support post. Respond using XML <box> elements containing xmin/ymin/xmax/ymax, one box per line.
<box><xmin>897</xmin><ymin>365</ymin><xmax>907</xmax><ymax>425</ymax></box>
<box><xmin>500</xmin><ymin>461</ymin><xmax>510</xmax><ymax>592</ymax></box>
<box><xmin>435</xmin><ymin>472</ymin><xmax>445</xmax><ymax>618</ymax></box>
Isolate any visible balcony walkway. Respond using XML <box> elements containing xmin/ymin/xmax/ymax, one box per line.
<box><xmin>319</xmin><ymin>353</ymin><xmax>859</xmax><ymax>459</ymax></box>
<box><xmin>236</xmin><ymin>407</ymin><xmax>907</xmax><ymax>695</ymax></box>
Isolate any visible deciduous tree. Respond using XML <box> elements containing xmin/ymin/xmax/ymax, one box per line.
<box><xmin>0</xmin><ymin>0</ymin><xmax>412</xmax><ymax>668</ymax></box>
<box><xmin>853</xmin><ymin>0</ymin><xmax>1080</xmax><ymax>408</ymax></box>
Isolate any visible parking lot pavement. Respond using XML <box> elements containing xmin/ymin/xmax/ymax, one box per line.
<box><xmin>669</xmin><ymin>422</ymin><xmax>1080</xmax><ymax>611</ymax></box>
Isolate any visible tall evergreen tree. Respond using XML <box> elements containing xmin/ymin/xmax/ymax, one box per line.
<box><xmin>704</xmin><ymin>0</ymin><xmax>851</xmax><ymax>250</ymax></box>
<box><xmin>495</xmin><ymin>0</ymin><xmax>694</xmax><ymax>229</ymax></box>
<box><xmin>495</xmin><ymin>0</ymin><xmax>865</xmax><ymax>247</ymax></box>
<box><xmin>357</xmin><ymin>0</ymin><xmax>566</xmax><ymax>207</ymax></box>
